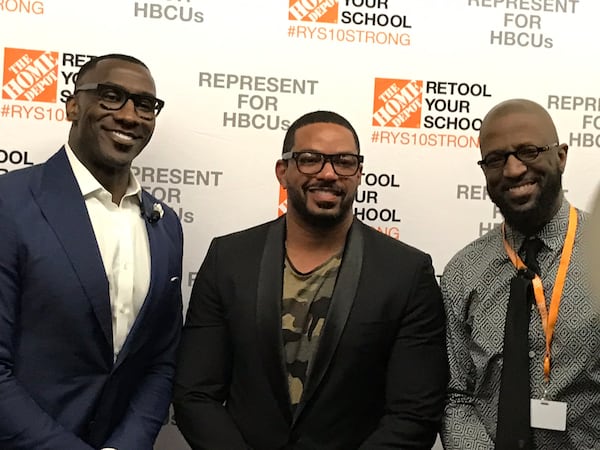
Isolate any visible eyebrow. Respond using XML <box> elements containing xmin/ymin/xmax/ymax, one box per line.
<box><xmin>100</xmin><ymin>82</ymin><xmax>157</xmax><ymax>97</ymax></box>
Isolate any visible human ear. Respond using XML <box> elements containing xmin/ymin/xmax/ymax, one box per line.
<box><xmin>65</xmin><ymin>95</ymin><xmax>79</xmax><ymax>122</ymax></box>
<box><xmin>275</xmin><ymin>159</ymin><xmax>288</xmax><ymax>188</ymax></box>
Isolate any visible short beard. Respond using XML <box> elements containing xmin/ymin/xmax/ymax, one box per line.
<box><xmin>286</xmin><ymin>186</ymin><xmax>353</xmax><ymax>229</ymax></box>
<box><xmin>490</xmin><ymin>170</ymin><xmax>563</xmax><ymax>236</ymax></box>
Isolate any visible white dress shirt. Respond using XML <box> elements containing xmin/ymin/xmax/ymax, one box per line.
<box><xmin>65</xmin><ymin>144</ymin><xmax>151</xmax><ymax>362</ymax></box>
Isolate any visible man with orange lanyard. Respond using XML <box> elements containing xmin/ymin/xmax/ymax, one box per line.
<box><xmin>440</xmin><ymin>98</ymin><xmax>600</xmax><ymax>449</ymax></box>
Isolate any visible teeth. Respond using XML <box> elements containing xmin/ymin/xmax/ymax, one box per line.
<box><xmin>509</xmin><ymin>182</ymin><xmax>534</xmax><ymax>193</ymax></box>
<box><xmin>310</xmin><ymin>188</ymin><xmax>339</xmax><ymax>195</ymax></box>
<box><xmin>112</xmin><ymin>131</ymin><xmax>134</xmax><ymax>141</ymax></box>
<box><xmin>309</xmin><ymin>186</ymin><xmax>336</xmax><ymax>191</ymax></box>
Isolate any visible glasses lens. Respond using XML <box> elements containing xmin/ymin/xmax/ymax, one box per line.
<box><xmin>516</xmin><ymin>146</ymin><xmax>540</xmax><ymax>162</ymax></box>
<box><xmin>97</xmin><ymin>85</ymin><xmax>126</xmax><ymax>109</ymax></box>
<box><xmin>296</xmin><ymin>152</ymin><xmax>324</xmax><ymax>174</ymax></box>
<box><xmin>483</xmin><ymin>153</ymin><xmax>505</xmax><ymax>169</ymax></box>
<box><xmin>134</xmin><ymin>96</ymin><xmax>159</xmax><ymax>116</ymax></box>
<box><xmin>333</xmin><ymin>155</ymin><xmax>359</xmax><ymax>175</ymax></box>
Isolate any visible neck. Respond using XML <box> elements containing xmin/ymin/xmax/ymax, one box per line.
<box><xmin>69</xmin><ymin>140</ymin><xmax>131</xmax><ymax>205</ymax></box>
<box><xmin>284</xmin><ymin>212</ymin><xmax>352</xmax><ymax>273</ymax></box>
<box><xmin>95</xmin><ymin>171</ymin><xmax>130</xmax><ymax>205</ymax></box>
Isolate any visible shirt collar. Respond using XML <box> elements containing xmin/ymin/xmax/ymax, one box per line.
<box><xmin>65</xmin><ymin>143</ymin><xmax>142</xmax><ymax>203</ymax></box>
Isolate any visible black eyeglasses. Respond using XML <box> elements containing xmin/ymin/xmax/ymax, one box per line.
<box><xmin>74</xmin><ymin>83</ymin><xmax>165</xmax><ymax>119</ymax></box>
<box><xmin>477</xmin><ymin>143</ymin><xmax>558</xmax><ymax>170</ymax></box>
<box><xmin>282</xmin><ymin>151</ymin><xmax>363</xmax><ymax>176</ymax></box>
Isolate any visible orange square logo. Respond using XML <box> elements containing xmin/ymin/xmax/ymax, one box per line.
<box><xmin>2</xmin><ymin>48</ymin><xmax>59</xmax><ymax>103</ymax></box>
<box><xmin>289</xmin><ymin>0</ymin><xmax>338</xmax><ymax>23</ymax></box>
<box><xmin>278</xmin><ymin>185</ymin><xmax>288</xmax><ymax>217</ymax></box>
<box><xmin>372</xmin><ymin>78</ymin><xmax>423</xmax><ymax>128</ymax></box>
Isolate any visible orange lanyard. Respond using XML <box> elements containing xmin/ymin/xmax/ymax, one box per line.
<box><xmin>502</xmin><ymin>205</ymin><xmax>578</xmax><ymax>383</ymax></box>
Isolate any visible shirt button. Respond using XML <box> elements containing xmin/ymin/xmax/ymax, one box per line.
<box><xmin>529</xmin><ymin>351</ymin><xmax>535</xmax><ymax>358</ymax></box>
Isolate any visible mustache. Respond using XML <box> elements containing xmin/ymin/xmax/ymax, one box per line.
<box><xmin>304</xmin><ymin>181</ymin><xmax>344</xmax><ymax>194</ymax></box>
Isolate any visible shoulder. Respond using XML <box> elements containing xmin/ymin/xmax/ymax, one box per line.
<box><xmin>0</xmin><ymin>164</ymin><xmax>41</xmax><ymax>189</ymax></box>
<box><xmin>0</xmin><ymin>148</ymin><xmax>65</xmax><ymax>197</ymax></box>
<box><xmin>441</xmin><ymin>228</ymin><xmax>502</xmax><ymax>294</ymax></box>
<box><xmin>214</xmin><ymin>217</ymin><xmax>282</xmax><ymax>246</ymax></box>
<box><xmin>449</xmin><ymin>227</ymin><xmax>500</xmax><ymax>266</ymax></box>
<box><xmin>199</xmin><ymin>218</ymin><xmax>283</xmax><ymax>268</ymax></box>
<box><xmin>576</xmin><ymin>205</ymin><xmax>590</xmax><ymax>224</ymax></box>
<box><xmin>357</xmin><ymin>219</ymin><xmax>432</xmax><ymax>263</ymax></box>
<box><xmin>0</xmin><ymin>163</ymin><xmax>46</xmax><ymax>209</ymax></box>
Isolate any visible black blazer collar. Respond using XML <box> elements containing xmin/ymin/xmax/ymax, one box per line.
<box><xmin>256</xmin><ymin>217</ymin><xmax>291</xmax><ymax>423</ymax></box>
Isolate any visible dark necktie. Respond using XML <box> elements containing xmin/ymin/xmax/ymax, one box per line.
<box><xmin>496</xmin><ymin>238</ymin><xmax>543</xmax><ymax>450</ymax></box>
<box><xmin>523</xmin><ymin>238</ymin><xmax>543</xmax><ymax>276</ymax></box>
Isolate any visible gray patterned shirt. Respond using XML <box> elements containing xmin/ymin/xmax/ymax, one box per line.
<box><xmin>440</xmin><ymin>199</ymin><xmax>600</xmax><ymax>449</ymax></box>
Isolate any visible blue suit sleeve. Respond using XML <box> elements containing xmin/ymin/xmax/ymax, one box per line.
<box><xmin>0</xmin><ymin>191</ymin><xmax>94</xmax><ymax>449</ymax></box>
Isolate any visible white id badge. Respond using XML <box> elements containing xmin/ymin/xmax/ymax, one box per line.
<box><xmin>530</xmin><ymin>399</ymin><xmax>567</xmax><ymax>431</ymax></box>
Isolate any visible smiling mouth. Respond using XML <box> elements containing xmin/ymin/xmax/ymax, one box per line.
<box><xmin>108</xmin><ymin>129</ymin><xmax>139</xmax><ymax>144</ymax></box>
<box><xmin>307</xmin><ymin>186</ymin><xmax>342</xmax><ymax>196</ymax></box>
<box><xmin>506</xmin><ymin>181</ymin><xmax>537</xmax><ymax>197</ymax></box>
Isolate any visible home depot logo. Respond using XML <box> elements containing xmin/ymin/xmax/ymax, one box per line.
<box><xmin>278</xmin><ymin>186</ymin><xmax>287</xmax><ymax>217</ymax></box>
<box><xmin>2</xmin><ymin>48</ymin><xmax>59</xmax><ymax>103</ymax></box>
<box><xmin>289</xmin><ymin>0</ymin><xmax>338</xmax><ymax>23</ymax></box>
<box><xmin>372</xmin><ymin>78</ymin><xmax>423</xmax><ymax>128</ymax></box>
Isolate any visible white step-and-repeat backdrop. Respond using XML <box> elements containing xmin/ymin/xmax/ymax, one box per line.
<box><xmin>2</xmin><ymin>1</ymin><xmax>599</xmax><ymax>448</ymax></box>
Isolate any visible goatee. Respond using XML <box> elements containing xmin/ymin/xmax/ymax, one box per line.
<box><xmin>490</xmin><ymin>171</ymin><xmax>563</xmax><ymax>236</ymax></box>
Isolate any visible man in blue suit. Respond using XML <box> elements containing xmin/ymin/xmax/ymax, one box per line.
<box><xmin>0</xmin><ymin>54</ymin><xmax>183</xmax><ymax>449</ymax></box>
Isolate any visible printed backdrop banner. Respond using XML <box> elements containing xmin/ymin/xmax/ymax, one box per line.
<box><xmin>1</xmin><ymin>1</ymin><xmax>599</xmax><ymax>448</ymax></box>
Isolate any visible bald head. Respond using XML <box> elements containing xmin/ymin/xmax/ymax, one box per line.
<box><xmin>479</xmin><ymin>98</ymin><xmax>559</xmax><ymax>150</ymax></box>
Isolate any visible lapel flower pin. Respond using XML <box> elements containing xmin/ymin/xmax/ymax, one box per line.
<box><xmin>149</xmin><ymin>202</ymin><xmax>164</xmax><ymax>223</ymax></box>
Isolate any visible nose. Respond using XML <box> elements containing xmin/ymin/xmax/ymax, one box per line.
<box><xmin>503</xmin><ymin>153</ymin><xmax>527</xmax><ymax>178</ymax></box>
<box><xmin>113</xmin><ymin>98</ymin><xmax>140</xmax><ymax>123</ymax></box>
<box><xmin>318</xmin><ymin>160</ymin><xmax>338</xmax><ymax>179</ymax></box>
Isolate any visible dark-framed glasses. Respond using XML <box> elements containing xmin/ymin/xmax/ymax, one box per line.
<box><xmin>282</xmin><ymin>151</ymin><xmax>363</xmax><ymax>176</ymax></box>
<box><xmin>74</xmin><ymin>83</ymin><xmax>165</xmax><ymax>119</ymax></box>
<box><xmin>477</xmin><ymin>143</ymin><xmax>558</xmax><ymax>170</ymax></box>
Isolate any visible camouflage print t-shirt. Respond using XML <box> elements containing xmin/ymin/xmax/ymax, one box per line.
<box><xmin>282</xmin><ymin>252</ymin><xmax>342</xmax><ymax>410</ymax></box>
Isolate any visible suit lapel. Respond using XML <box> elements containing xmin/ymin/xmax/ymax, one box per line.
<box><xmin>33</xmin><ymin>148</ymin><xmax>112</xmax><ymax>350</ymax></box>
<box><xmin>292</xmin><ymin>220</ymin><xmax>364</xmax><ymax>424</ymax></box>
<box><xmin>256</xmin><ymin>217</ymin><xmax>293</xmax><ymax>424</ymax></box>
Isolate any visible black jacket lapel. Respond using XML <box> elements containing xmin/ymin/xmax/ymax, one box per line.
<box><xmin>256</xmin><ymin>217</ymin><xmax>292</xmax><ymax>424</ymax></box>
<box><xmin>292</xmin><ymin>220</ymin><xmax>364</xmax><ymax>423</ymax></box>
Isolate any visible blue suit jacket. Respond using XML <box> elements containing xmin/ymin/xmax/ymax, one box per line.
<box><xmin>0</xmin><ymin>148</ymin><xmax>183</xmax><ymax>450</ymax></box>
